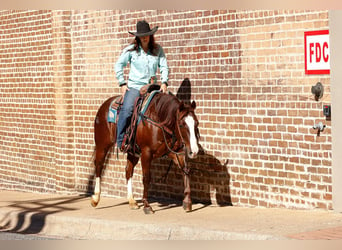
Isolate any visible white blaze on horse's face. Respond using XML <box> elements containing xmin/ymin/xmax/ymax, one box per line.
<box><xmin>184</xmin><ymin>115</ymin><xmax>199</xmax><ymax>158</ymax></box>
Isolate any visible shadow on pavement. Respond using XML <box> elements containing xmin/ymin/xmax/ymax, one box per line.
<box><xmin>0</xmin><ymin>195</ymin><xmax>87</xmax><ymax>234</ymax></box>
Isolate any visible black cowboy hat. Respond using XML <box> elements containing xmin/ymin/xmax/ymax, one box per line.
<box><xmin>129</xmin><ymin>20</ymin><xmax>158</xmax><ymax>37</ymax></box>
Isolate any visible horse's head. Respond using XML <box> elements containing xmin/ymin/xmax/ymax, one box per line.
<box><xmin>177</xmin><ymin>100</ymin><xmax>200</xmax><ymax>159</ymax></box>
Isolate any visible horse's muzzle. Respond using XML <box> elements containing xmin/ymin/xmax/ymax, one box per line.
<box><xmin>187</xmin><ymin>150</ymin><xmax>198</xmax><ymax>159</ymax></box>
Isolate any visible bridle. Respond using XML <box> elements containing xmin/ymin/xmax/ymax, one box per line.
<box><xmin>140</xmin><ymin>107</ymin><xmax>197</xmax><ymax>176</ymax></box>
<box><xmin>140</xmin><ymin>107</ymin><xmax>191</xmax><ymax>154</ymax></box>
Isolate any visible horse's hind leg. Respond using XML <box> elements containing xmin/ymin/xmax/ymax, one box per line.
<box><xmin>126</xmin><ymin>153</ymin><xmax>140</xmax><ymax>210</ymax></box>
<box><xmin>91</xmin><ymin>98</ymin><xmax>117</xmax><ymax>207</ymax></box>
<box><xmin>91</xmin><ymin>145</ymin><xmax>111</xmax><ymax>207</ymax></box>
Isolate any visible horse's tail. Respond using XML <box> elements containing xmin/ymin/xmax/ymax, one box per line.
<box><xmin>90</xmin><ymin>146</ymin><xmax>96</xmax><ymax>166</ymax></box>
<box><xmin>85</xmin><ymin>146</ymin><xmax>97</xmax><ymax>196</ymax></box>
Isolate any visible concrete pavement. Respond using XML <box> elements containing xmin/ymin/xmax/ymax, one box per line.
<box><xmin>1</xmin><ymin>190</ymin><xmax>342</xmax><ymax>240</ymax></box>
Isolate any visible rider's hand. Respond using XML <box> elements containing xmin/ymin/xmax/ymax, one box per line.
<box><xmin>161</xmin><ymin>83</ymin><xmax>168</xmax><ymax>93</ymax></box>
<box><xmin>121</xmin><ymin>84</ymin><xmax>128</xmax><ymax>96</ymax></box>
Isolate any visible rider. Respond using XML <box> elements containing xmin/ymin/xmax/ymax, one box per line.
<box><xmin>115</xmin><ymin>20</ymin><xmax>169</xmax><ymax>151</ymax></box>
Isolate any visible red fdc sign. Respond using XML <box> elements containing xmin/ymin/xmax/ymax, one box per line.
<box><xmin>304</xmin><ymin>30</ymin><xmax>330</xmax><ymax>74</ymax></box>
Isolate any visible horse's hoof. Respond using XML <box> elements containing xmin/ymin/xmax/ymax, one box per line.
<box><xmin>129</xmin><ymin>202</ymin><xmax>140</xmax><ymax>210</ymax></box>
<box><xmin>91</xmin><ymin>199</ymin><xmax>98</xmax><ymax>207</ymax></box>
<box><xmin>183</xmin><ymin>201</ymin><xmax>192</xmax><ymax>212</ymax></box>
<box><xmin>91</xmin><ymin>195</ymin><xmax>99</xmax><ymax>207</ymax></box>
<box><xmin>143</xmin><ymin>206</ymin><xmax>155</xmax><ymax>214</ymax></box>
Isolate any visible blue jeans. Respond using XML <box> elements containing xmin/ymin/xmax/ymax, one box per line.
<box><xmin>116</xmin><ymin>88</ymin><xmax>140</xmax><ymax>148</ymax></box>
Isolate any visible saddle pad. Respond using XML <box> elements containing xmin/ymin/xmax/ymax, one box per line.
<box><xmin>107</xmin><ymin>96</ymin><xmax>122</xmax><ymax>123</ymax></box>
<box><xmin>138</xmin><ymin>90</ymin><xmax>160</xmax><ymax>124</ymax></box>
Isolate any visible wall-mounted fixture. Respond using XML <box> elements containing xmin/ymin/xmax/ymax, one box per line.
<box><xmin>313</xmin><ymin>122</ymin><xmax>325</xmax><ymax>131</ymax></box>
<box><xmin>323</xmin><ymin>104</ymin><xmax>331</xmax><ymax>119</ymax></box>
<box><xmin>311</xmin><ymin>82</ymin><xmax>324</xmax><ymax>101</ymax></box>
<box><xmin>313</xmin><ymin>121</ymin><xmax>326</xmax><ymax>136</ymax></box>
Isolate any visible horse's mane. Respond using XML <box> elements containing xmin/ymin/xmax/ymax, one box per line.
<box><xmin>153</xmin><ymin>93</ymin><xmax>181</xmax><ymax>129</ymax></box>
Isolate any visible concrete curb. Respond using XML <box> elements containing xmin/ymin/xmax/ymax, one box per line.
<box><xmin>0</xmin><ymin>208</ymin><xmax>281</xmax><ymax>240</ymax></box>
<box><xmin>2</xmin><ymin>191</ymin><xmax>342</xmax><ymax>240</ymax></box>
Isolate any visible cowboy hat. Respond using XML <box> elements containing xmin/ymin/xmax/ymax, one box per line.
<box><xmin>129</xmin><ymin>20</ymin><xmax>158</xmax><ymax>37</ymax></box>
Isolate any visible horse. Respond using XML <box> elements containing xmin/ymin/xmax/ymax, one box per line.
<box><xmin>90</xmin><ymin>90</ymin><xmax>200</xmax><ymax>214</ymax></box>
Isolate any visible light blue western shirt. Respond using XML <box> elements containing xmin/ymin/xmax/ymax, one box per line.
<box><xmin>115</xmin><ymin>44</ymin><xmax>169</xmax><ymax>90</ymax></box>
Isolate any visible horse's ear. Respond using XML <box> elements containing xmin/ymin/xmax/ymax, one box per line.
<box><xmin>191</xmin><ymin>100</ymin><xmax>196</xmax><ymax>109</ymax></box>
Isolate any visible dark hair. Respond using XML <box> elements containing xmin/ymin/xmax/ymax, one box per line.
<box><xmin>129</xmin><ymin>35</ymin><xmax>158</xmax><ymax>56</ymax></box>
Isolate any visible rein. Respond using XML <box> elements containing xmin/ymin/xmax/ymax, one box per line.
<box><xmin>139</xmin><ymin>113</ymin><xmax>185</xmax><ymax>156</ymax></box>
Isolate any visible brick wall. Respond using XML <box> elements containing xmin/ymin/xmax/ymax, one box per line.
<box><xmin>0</xmin><ymin>10</ymin><xmax>332</xmax><ymax>209</ymax></box>
<box><xmin>0</xmin><ymin>10</ymin><xmax>56</xmax><ymax>192</ymax></box>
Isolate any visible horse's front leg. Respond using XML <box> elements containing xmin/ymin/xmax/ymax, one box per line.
<box><xmin>183</xmin><ymin>173</ymin><xmax>192</xmax><ymax>212</ymax></box>
<box><xmin>141</xmin><ymin>150</ymin><xmax>154</xmax><ymax>214</ymax></box>
<box><xmin>126</xmin><ymin>153</ymin><xmax>140</xmax><ymax>210</ymax></box>
<box><xmin>174</xmin><ymin>154</ymin><xmax>192</xmax><ymax>212</ymax></box>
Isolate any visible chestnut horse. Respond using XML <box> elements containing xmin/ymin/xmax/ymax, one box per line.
<box><xmin>90</xmin><ymin>91</ymin><xmax>200</xmax><ymax>214</ymax></box>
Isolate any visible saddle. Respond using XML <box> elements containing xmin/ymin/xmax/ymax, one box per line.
<box><xmin>108</xmin><ymin>84</ymin><xmax>161</xmax><ymax>156</ymax></box>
